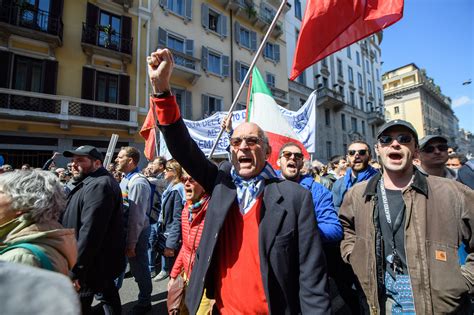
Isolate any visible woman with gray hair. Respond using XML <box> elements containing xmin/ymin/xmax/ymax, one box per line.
<box><xmin>0</xmin><ymin>170</ymin><xmax>77</xmax><ymax>275</ymax></box>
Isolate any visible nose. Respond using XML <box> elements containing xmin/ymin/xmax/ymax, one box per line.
<box><xmin>238</xmin><ymin>139</ymin><xmax>250</xmax><ymax>150</ymax></box>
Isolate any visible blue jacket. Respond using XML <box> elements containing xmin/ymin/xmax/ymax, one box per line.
<box><xmin>298</xmin><ymin>174</ymin><xmax>343</xmax><ymax>243</ymax></box>
<box><xmin>277</xmin><ymin>171</ymin><xmax>342</xmax><ymax>243</ymax></box>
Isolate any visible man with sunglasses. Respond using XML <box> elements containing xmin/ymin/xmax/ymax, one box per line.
<box><xmin>418</xmin><ymin>135</ymin><xmax>457</xmax><ymax>179</ymax></box>
<box><xmin>147</xmin><ymin>48</ymin><xmax>330</xmax><ymax>314</ymax></box>
<box><xmin>339</xmin><ymin>120</ymin><xmax>474</xmax><ymax>314</ymax></box>
<box><xmin>277</xmin><ymin>142</ymin><xmax>342</xmax><ymax>243</ymax></box>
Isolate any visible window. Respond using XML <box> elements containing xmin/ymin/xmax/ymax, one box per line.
<box><xmin>347</xmin><ymin>47</ymin><xmax>351</xmax><ymax>59</ymax></box>
<box><xmin>376</xmin><ymin>69</ymin><xmax>380</xmax><ymax>81</ymax></box>
<box><xmin>202</xmin><ymin>47</ymin><xmax>229</xmax><ymax>77</ymax></box>
<box><xmin>366</xmin><ymin>59</ymin><xmax>370</xmax><ymax>74</ymax></box>
<box><xmin>96</xmin><ymin>72</ymin><xmax>119</xmax><ymax>103</ymax></box>
<box><xmin>377</xmin><ymin>87</ymin><xmax>382</xmax><ymax>103</ymax></box>
<box><xmin>297</xmin><ymin>71</ymin><xmax>306</xmax><ymax>85</ymax></box>
<box><xmin>341</xmin><ymin>113</ymin><xmax>346</xmax><ymax>130</ymax></box>
<box><xmin>13</xmin><ymin>55</ymin><xmax>43</xmax><ymax>92</ymax></box>
<box><xmin>368</xmin><ymin>80</ymin><xmax>373</xmax><ymax>96</ymax></box>
<box><xmin>326</xmin><ymin>141</ymin><xmax>332</xmax><ymax>160</ymax></box>
<box><xmin>322</xmin><ymin>77</ymin><xmax>328</xmax><ymax>88</ymax></box>
<box><xmin>395</xmin><ymin>106</ymin><xmax>400</xmax><ymax>114</ymax></box>
<box><xmin>168</xmin><ymin>0</ymin><xmax>184</xmax><ymax>16</ymax></box>
<box><xmin>266</xmin><ymin>73</ymin><xmax>276</xmax><ymax>87</ymax></box>
<box><xmin>359</xmin><ymin>96</ymin><xmax>364</xmax><ymax>111</ymax></box>
<box><xmin>357</xmin><ymin>73</ymin><xmax>363</xmax><ymax>88</ymax></box>
<box><xmin>350</xmin><ymin>92</ymin><xmax>355</xmax><ymax>106</ymax></box>
<box><xmin>348</xmin><ymin>66</ymin><xmax>354</xmax><ymax>83</ymax></box>
<box><xmin>172</xmin><ymin>87</ymin><xmax>192</xmax><ymax>119</ymax></box>
<box><xmin>295</xmin><ymin>0</ymin><xmax>302</xmax><ymax>20</ymax></box>
<box><xmin>19</xmin><ymin>0</ymin><xmax>51</xmax><ymax>31</ymax></box>
<box><xmin>356</xmin><ymin>51</ymin><xmax>361</xmax><ymax>66</ymax></box>
<box><xmin>240</xmin><ymin>27</ymin><xmax>250</xmax><ymax>47</ymax></box>
<box><xmin>239</xmin><ymin>63</ymin><xmax>249</xmax><ymax>84</ymax></box>
<box><xmin>263</xmin><ymin>42</ymin><xmax>280</xmax><ymax>62</ymax></box>
<box><xmin>374</xmin><ymin>51</ymin><xmax>378</xmax><ymax>62</ymax></box>
<box><xmin>362</xmin><ymin>121</ymin><xmax>366</xmax><ymax>135</ymax></box>
<box><xmin>202</xmin><ymin>4</ymin><xmax>227</xmax><ymax>37</ymax></box>
<box><xmin>98</xmin><ymin>11</ymin><xmax>121</xmax><ymax>50</ymax></box>
<box><xmin>337</xmin><ymin>59</ymin><xmax>343</xmax><ymax>77</ymax></box>
<box><xmin>202</xmin><ymin>94</ymin><xmax>222</xmax><ymax>117</ymax></box>
<box><xmin>235</xmin><ymin>22</ymin><xmax>256</xmax><ymax>51</ymax></box>
<box><xmin>351</xmin><ymin>117</ymin><xmax>357</xmax><ymax>132</ymax></box>
<box><xmin>325</xmin><ymin>109</ymin><xmax>330</xmax><ymax>126</ymax></box>
<box><xmin>167</xmin><ymin>34</ymin><xmax>184</xmax><ymax>52</ymax></box>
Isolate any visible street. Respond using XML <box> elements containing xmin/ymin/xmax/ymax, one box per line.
<box><xmin>119</xmin><ymin>273</ymin><xmax>168</xmax><ymax>315</ymax></box>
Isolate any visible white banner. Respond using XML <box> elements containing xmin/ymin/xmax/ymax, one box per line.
<box><xmin>160</xmin><ymin>91</ymin><xmax>316</xmax><ymax>159</ymax></box>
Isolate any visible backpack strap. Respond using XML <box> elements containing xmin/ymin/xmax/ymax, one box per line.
<box><xmin>0</xmin><ymin>243</ymin><xmax>54</xmax><ymax>271</ymax></box>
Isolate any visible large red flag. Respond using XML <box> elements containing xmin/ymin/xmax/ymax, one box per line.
<box><xmin>139</xmin><ymin>106</ymin><xmax>157</xmax><ymax>161</ymax></box>
<box><xmin>290</xmin><ymin>0</ymin><xmax>403</xmax><ymax>80</ymax></box>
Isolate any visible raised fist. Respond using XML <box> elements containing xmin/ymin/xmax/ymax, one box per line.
<box><xmin>147</xmin><ymin>48</ymin><xmax>174</xmax><ymax>94</ymax></box>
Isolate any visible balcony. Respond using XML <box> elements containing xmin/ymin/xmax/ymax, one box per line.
<box><xmin>367</xmin><ymin>111</ymin><xmax>385</xmax><ymax>126</ymax></box>
<box><xmin>0</xmin><ymin>88</ymin><xmax>138</xmax><ymax>131</ymax></box>
<box><xmin>0</xmin><ymin>2</ymin><xmax>63</xmax><ymax>47</ymax></box>
<box><xmin>216</xmin><ymin>0</ymin><xmax>257</xmax><ymax>22</ymax></box>
<box><xmin>159</xmin><ymin>47</ymin><xmax>201</xmax><ymax>84</ymax></box>
<box><xmin>316</xmin><ymin>87</ymin><xmax>345</xmax><ymax>111</ymax></box>
<box><xmin>81</xmin><ymin>23</ymin><xmax>133</xmax><ymax>63</ymax></box>
<box><xmin>270</xmin><ymin>86</ymin><xmax>288</xmax><ymax>105</ymax></box>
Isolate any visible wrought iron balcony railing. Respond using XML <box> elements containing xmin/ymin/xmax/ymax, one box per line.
<box><xmin>81</xmin><ymin>23</ymin><xmax>133</xmax><ymax>55</ymax></box>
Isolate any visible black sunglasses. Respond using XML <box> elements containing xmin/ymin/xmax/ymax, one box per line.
<box><xmin>378</xmin><ymin>134</ymin><xmax>413</xmax><ymax>145</ymax></box>
<box><xmin>280</xmin><ymin>151</ymin><xmax>304</xmax><ymax>161</ymax></box>
<box><xmin>422</xmin><ymin>143</ymin><xmax>448</xmax><ymax>153</ymax></box>
<box><xmin>229</xmin><ymin>136</ymin><xmax>261</xmax><ymax>148</ymax></box>
<box><xmin>348</xmin><ymin>149</ymin><xmax>367</xmax><ymax>156</ymax></box>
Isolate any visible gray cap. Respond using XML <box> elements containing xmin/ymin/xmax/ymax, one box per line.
<box><xmin>63</xmin><ymin>145</ymin><xmax>103</xmax><ymax>162</ymax></box>
<box><xmin>419</xmin><ymin>135</ymin><xmax>448</xmax><ymax>150</ymax></box>
<box><xmin>377</xmin><ymin>119</ymin><xmax>418</xmax><ymax>139</ymax></box>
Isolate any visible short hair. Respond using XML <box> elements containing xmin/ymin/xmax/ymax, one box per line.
<box><xmin>166</xmin><ymin>159</ymin><xmax>183</xmax><ymax>185</ymax></box>
<box><xmin>153</xmin><ymin>156</ymin><xmax>167</xmax><ymax>168</ymax></box>
<box><xmin>0</xmin><ymin>170</ymin><xmax>66</xmax><ymax>223</ymax></box>
<box><xmin>21</xmin><ymin>164</ymin><xmax>31</xmax><ymax>169</ymax></box>
<box><xmin>448</xmin><ymin>153</ymin><xmax>467</xmax><ymax>165</ymax></box>
<box><xmin>348</xmin><ymin>140</ymin><xmax>372</xmax><ymax>155</ymax></box>
<box><xmin>257</xmin><ymin>128</ymin><xmax>271</xmax><ymax>155</ymax></box>
<box><xmin>120</xmin><ymin>146</ymin><xmax>140</xmax><ymax>165</ymax></box>
<box><xmin>278</xmin><ymin>142</ymin><xmax>302</xmax><ymax>157</ymax></box>
<box><xmin>330</xmin><ymin>155</ymin><xmax>345</xmax><ymax>165</ymax></box>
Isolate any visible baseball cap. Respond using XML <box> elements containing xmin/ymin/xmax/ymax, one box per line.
<box><xmin>377</xmin><ymin>119</ymin><xmax>418</xmax><ymax>140</ymax></box>
<box><xmin>419</xmin><ymin>135</ymin><xmax>448</xmax><ymax>150</ymax></box>
<box><xmin>63</xmin><ymin>145</ymin><xmax>103</xmax><ymax>162</ymax></box>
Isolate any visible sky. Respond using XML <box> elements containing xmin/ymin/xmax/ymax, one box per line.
<box><xmin>380</xmin><ymin>0</ymin><xmax>474</xmax><ymax>133</ymax></box>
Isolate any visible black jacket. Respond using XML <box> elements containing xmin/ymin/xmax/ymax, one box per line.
<box><xmin>160</xmin><ymin>118</ymin><xmax>331</xmax><ymax>314</ymax></box>
<box><xmin>62</xmin><ymin>167</ymin><xmax>125</xmax><ymax>289</ymax></box>
<box><xmin>161</xmin><ymin>187</ymin><xmax>184</xmax><ymax>250</ymax></box>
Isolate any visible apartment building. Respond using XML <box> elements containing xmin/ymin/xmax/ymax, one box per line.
<box><xmin>383</xmin><ymin>63</ymin><xmax>459</xmax><ymax>144</ymax></box>
<box><xmin>0</xmin><ymin>0</ymin><xmax>150</xmax><ymax>168</ymax></box>
<box><xmin>149</xmin><ymin>0</ymin><xmax>290</xmax><ymax>120</ymax></box>
<box><xmin>285</xmin><ymin>0</ymin><xmax>385</xmax><ymax>162</ymax></box>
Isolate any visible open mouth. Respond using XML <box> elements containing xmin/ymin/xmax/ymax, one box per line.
<box><xmin>238</xmin><ymin>156</ymin><xmax>252</xmax><ymax>164</ymax></box>
<box><xmin>353</xmin><ymin>159</ymin><xmax>363</xmax><ymax>164</ymax></box>
<box><xmin>286</xmin><ymin>161</ymin><xmax>297</xmax><ymax>170</ymax></box>
<box><xmin>388</xmin><ymin>152</ymin><xmax>403</xmax><ymax>161</ymax></box>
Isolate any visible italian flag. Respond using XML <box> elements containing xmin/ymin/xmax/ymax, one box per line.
<box><xmin>247</xmin><ymin>67</ymin><xmax>310</xmax><ymax>167</ymax></box>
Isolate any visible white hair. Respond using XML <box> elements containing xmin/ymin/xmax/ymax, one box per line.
<box><xmin>0</xmin><ymin>170</ymin><xmax>66</xmax><ymax>223</ymax></box>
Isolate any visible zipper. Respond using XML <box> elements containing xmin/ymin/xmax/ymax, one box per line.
<box><xmin>403</xmin><ymin>189</ymin><xmax>419</xmax><ymax>314</ymax></box>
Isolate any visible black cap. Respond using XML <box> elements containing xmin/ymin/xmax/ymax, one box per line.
<box><xmin>419</xmin><ymin>135</ymin><xmax>448</xmax><ymax>150</ymax></box>
<box><xmin>377</xmin><ymin>119</ymin><xmax>418</xmax><ymax>140</ymax></box>
<box><xmin>63</xmin><ymin>145</ymin><xmax>103</xmax><ymax>162</ymax></box>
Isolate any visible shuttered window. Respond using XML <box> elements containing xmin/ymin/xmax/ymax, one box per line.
<box><xmin>201</xmin><ymin>3</ymin><xmax>227</xmax><ymax>38</ymax></box>
<box><xmin>263</xmin><ymin>42</ymin><xmax>280</xmax><ymax>63</ymax></box>
<box><xmin>201</xmin><ymin>94</ymin><xmax>222</xmax><ymax>118</ymax></box>
<box><xmin>234</xmin><ymin>21</ymin><xmax>256</xmax><ymax>51</ymax></box>
<box><xmin>201</xmin><ymin>47</ymin><xmax>229</xmax><ymax>77</ymax></box>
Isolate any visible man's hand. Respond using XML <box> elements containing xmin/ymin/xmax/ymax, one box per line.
<box><xmin>126</xmin><ymin>247</ymin><xmax>136</xmax><ymax>258</ymax></box>
<box><xmin>147</xmin><ymin>48</ymin><xmax>174</xmax><ymax>94</ymax></box>
<box><xmin>163</xmin><ymin>247</ymin><xmax>175</xmax><ymax>257</ymax></box>
<box><xmin>221</xmin><ymin>114</ymin><xmax>233</xmax><ymax>133</ymax></box>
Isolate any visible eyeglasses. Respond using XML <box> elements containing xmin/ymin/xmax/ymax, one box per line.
<box><xmin>181</xmin><ymin>176</ymin><xmax>196</xmax><ymax>184</ymax></box>
<box><xmin>280</xmin><ymin>151</ymin><xmax>304</xmax><ymax>161</ymax></box>
<box><xmin>348</xmin><ymin>149</ymin><xmax>367</xmax><ymax>156</ymax></box>
<box><xmin>165</xmin><ymin>167</ymin><xmax>174</xmax><ymax>172</ymax></box>
<box><xmin>229</xmin><ymin>136</ymin><xmax>262</xmax><ymax>148</ymax></box>
<box><xmin>378</xmin><ymin>134</ymin><xmax>413</xmax><ymax>145</ymax></box>
<box><xmin>422</xmin><ymin>143</ymin><xmax>448</xmax><ymax>153</ymax></box>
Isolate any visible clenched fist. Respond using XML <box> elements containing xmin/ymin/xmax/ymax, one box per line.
<box><xmin>147</xmin><ymin>48</ymin><xmax>174</xmax><ymax>94</ymax></box>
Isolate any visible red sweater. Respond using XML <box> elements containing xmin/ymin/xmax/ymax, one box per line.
<box><xmin>170</xmin><ymin>197</ymin><xmax>209</xmax><ymax>279</ymax></box>
<box><xmin>215</xmin><ymin>197</ymin><xmax>268</xmax><ymax>314</ymax></box>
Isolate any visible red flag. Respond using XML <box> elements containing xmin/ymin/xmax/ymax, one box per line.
<box><xmin>139</xmin><ymin>106</ymin><xmax>157</xmax><ymax>161</ymax></box>
<box><xmin>290</xmin><ymin>0</ymin><xmax>403</xmax><ymax>80</ymax></box>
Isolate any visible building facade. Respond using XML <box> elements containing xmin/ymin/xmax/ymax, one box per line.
<box><xmin>382</xmin><ymin>63</ymin><xmax>459</xmax><ymax>145</ymax></box>
<box><xmin>149</xmin><ymin>0</ymin><xmax>290</xmax><ymax>124</ymax></box>
<box><xmin>284</xmin><ymin>0</ymin><xmax>385</xmax><ymax>162</ymax></box>
<box><xmin>0</xmin><ymin>0</ymin><xmax>150</xmax><ymax>168</ymax></box>
<box><xmin>457</xmin><ymin>128</ymin><xmax>474</xmax><ymax>157</ymax></box>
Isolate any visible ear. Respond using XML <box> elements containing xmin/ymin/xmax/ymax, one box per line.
<box><xmin>276</xmin><ymin>158</ymin><xmax>281</xmax><ymax>168</ymax></box>
<box><xmin>266</xmin><ymin>144</ymin><xmax>272</xmax><ymax>159</ymax></box>
<box><xmin>374</xmin><ymin>143</ymin><xmax>380</xmax><ymax>157</ymax></box>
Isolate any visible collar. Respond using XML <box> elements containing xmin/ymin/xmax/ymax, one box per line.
<box><xmin>124</xmin><ymin>167</ymin><xmax>140</xmax><ymax>179</ymax></box>
<box><xmin>81</xmin><ymin>167</ymin><xmax>110</xmax><ymax>185</ymax></box>
<box><xmin>363</xmin><ymin>167</ymin><xmax>428</xmax><ymax>197</ymax></box>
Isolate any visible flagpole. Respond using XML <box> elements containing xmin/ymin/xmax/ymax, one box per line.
<box><xmin>151</xmin><ymin>100</ymin><xmax>160</xmax><ymax>158</ymax></box>
<box><xmin>207</xmin><ymin>0</ymin><xmax>288</xmax><ymax>159</ymax></box>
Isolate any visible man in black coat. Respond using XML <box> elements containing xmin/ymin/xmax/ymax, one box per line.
<box><xmin>147</xmin><ymin>49</ymin><xmax>330</xmax><ymax>314</ymax></box>
<box><xmin>61</xmin><ymin>146</ymin><xmax>125</xmax><ymax>315</ymax></box>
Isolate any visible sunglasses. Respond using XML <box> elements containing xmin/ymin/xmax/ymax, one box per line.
<box><xmin>181</xmin><ymin>176</ymin><xmax>196</xmax><ymax>183</ymax></box>
<box><xmin>422</xmin><ymin>143</ymin><xmax>448</xmax><ymax>153</ymax></box>
<box><xmin>229</xmin><ymin>136</ymin><xmax>262</xmax><ymax>148</ymax></box>
<box><xmin>378</xmin><ymin>134</ymin><xmax>413</xmax><ymax>145</ymax></box>
<box><xmin>348</xmin><ymin>149</ymin><xmax>367</xmax><ymax>156</ymax></box>
<box><xmin>280</xmin><ymin>151</ymin><xmax>304</xmax><ymax>161</ymax></box>
<box><xmin>165</xmin><ymin>167</ymin><xmax>174</xmax><ymax>172</ymax></box>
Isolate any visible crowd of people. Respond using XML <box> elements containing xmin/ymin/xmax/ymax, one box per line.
<box><xmin>0</xmin><ymin>48</ymin><xmax>473</xmax><ymax>315</ymax></box>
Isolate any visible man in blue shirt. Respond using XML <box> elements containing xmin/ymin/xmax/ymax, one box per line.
<box><xmin>276</xmin><ymin>142</ymin><xmax>342</xmax><ymax>243</ymax></box>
